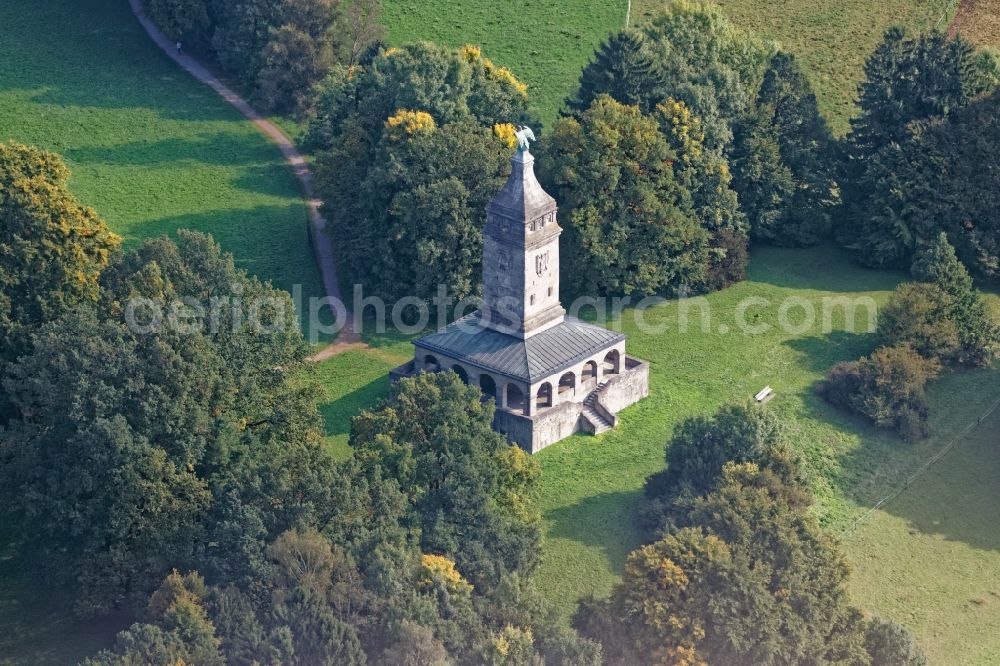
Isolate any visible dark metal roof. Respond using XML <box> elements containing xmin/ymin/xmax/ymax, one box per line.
<box><xmin>414</xmin><ymin>313</ymin><xmax>624</xmax><ymax>383</ymax></box>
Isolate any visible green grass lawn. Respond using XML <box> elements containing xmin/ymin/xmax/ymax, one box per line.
<box><xmin>845</xmin><ymin>408</ymin><xmax>1000</xmax><ymax>664</ymax></box>
<box><xmin>630</xmin><ymin>0</ymin><xmax>956</xmax><ymax>134</ymax></box>
<box><xmin>532</xmin><ymin>245</ymin><xmax>1000</xmax><ymax>620</ymax></box>
<box><xmin>0</xmin><ymin>0</ymin><xmax>324</xmax><ymax>304</ymax></box>
<box><xmin>381</xmin><ymin>0</ymin><xmax>626</xmax><ymax>124</ymax></box>
<box><xmin>312</xmin><ymin>245</ymin><xmax>1000</xmax><ymax>636</ymax></box>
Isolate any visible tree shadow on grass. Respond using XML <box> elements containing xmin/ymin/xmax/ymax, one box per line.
<box><xmin>318</xmin><ymin>375</ymin><xmax>392</xmax><ymax>441</ymax></box>
<box><xmin>64</xmin><ymin>134</ymin><xmax>279</xmax><ymax>169</ymax></box>
<box><xmin>784</xmin><ymin>329</ymin><xmax>877</xmax><ymax>374</ymax></box>
<box><xmin>873</xmin><ymin>373</ymin><xmax>1000</xmax><ymax>553</ymax></box>
<box><xmin>0</xmin><ymin>533</ymin><xmax>130</xmax><ymax>665</ymax></box>
<box><xmin>748</xmin><ymin>244</ymin><xmax>906</xmax><ymax>294</ymax></box>
<box><xmin>544</xmin><ymin>489</ymin><xmax>646</xmax><ymax>582</ymax></box>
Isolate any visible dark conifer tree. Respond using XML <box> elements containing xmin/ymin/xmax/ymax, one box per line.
<box><xmin>566</xmin><ymin>29</ymin><xmax>666</xmax><ymax>114</ymax></box>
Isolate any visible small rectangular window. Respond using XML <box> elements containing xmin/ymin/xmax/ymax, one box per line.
<box><xmin>530</xmin><ymin>294</ymin><xmax>535</xmax><ymax>305</ymax></box>
<box><xmin>547</xmin><ymin>286</ymin><xmax>553</xmax><ymax>297</ymax></box>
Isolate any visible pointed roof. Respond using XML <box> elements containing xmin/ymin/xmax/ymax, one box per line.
<box><xmin>487</xmin><ymin>151</ymin><xmax>557</xmax><ymax>222</ymax></box>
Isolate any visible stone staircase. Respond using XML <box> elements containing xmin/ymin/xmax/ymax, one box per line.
<box><xmin>582</xmin><ymin>382</ymin><xmax>614</xmax><ymax>434</ymax></box>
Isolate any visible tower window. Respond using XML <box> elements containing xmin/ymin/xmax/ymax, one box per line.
<box><xmin>548</xmin><ymin>287</ymin><xmax>553</xmax><ymax>297</ymax></box>
<box><xmin>530</xmin><ymin>294</ymin><xmax>535</xmax><ymax>305</ymax></box>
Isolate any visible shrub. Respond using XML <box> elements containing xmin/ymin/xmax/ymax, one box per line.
<box><xmin>821</xmin><ymin>345</ymin><xmax>940</xmax><ymax>441</ymax></box>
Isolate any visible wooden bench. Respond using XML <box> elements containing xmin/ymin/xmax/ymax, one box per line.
<box><xmin>754</xmin><ymin>386</ymin><xmax>774</xmax><ymax>403</ymax></box>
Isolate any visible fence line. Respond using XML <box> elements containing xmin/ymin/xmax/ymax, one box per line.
<box><xmin>841</xmin><ymin>393</ymin><xmax>1000</xmax><ymax>537</ymax></box>
<box><xmin>934</xmin><ymin>0</ymin><xmax>959</xmax><ymax>30</ymax></box>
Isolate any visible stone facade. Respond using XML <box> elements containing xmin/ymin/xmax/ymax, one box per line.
<box><xmin>390</xmin><ymin>147</ymin><xmax>650</xmax><ymax>453</ymax></box>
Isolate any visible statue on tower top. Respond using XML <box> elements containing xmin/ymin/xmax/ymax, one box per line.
<box><xmin>514</xmin><ymin>125</ymin><xmax>536</xmax><ymax>153</ymax></box>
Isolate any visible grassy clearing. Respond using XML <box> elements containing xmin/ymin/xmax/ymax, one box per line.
<box><xmin>532</xmin><ymin>245</ymin><xmax>1000</xmax><ymax>619</ymax></box>
<box><xmin>950</xmin><ymin>0</ymin><xmax>1000</xmax><ymax>48</ymax></box>
<box><xmin>312</xmin><ymin>339</ymin><xmax>412</xmax><ymax>460</ymax></box>
<box><xmin>310</xmin><ymin>246</ymin><xmax>1000</xmax><ymax>629</ymax></box>
<box><xmin>380</xmin><ymin>0</ymin><xmax>626</xmax><ymax>124</ymax></box>
<box><xmin>630</xmin><ymin>0</ymin><xmax>955</xmax><ymax>134</ymax></box>
<box><xmin>844</xmin><ymin>408</ymin><xmax>1000</xmax><ymax>664</ymax></box>
<box><xmin>0</xmin><ymin>0</ymin><xmax>324</xmax><ymax>304</ymax></box>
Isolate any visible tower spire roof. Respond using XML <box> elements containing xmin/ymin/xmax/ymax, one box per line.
<box><xmin>487</xmin><ymin>151</ymin><xmax>557</xmax><ymax>222</ymax></box>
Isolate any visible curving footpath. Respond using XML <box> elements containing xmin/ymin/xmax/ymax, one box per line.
<box><xmin>128</xmin><ymin>0</ymin><xmax>361</xmax><ymax>354</ymax></box>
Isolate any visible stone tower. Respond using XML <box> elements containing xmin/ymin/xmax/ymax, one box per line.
<box><xmin>480</xmin><ymin>150</ymin><xmax>566</xmax><ymax>338</ymax></box>
<box><xmin>390</xmin><ymin>143</ymin><xmax>650</xmax><ymax>453</ymax></box>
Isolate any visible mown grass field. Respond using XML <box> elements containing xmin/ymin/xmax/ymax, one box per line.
<box><xmin>950</xmin><ymin>0</ymin><xmax>1000</xmax><ymax>48</ymax></box>
<box><xmin>312</xmin><ymin>246</ymin><xmax>1000</xmax><ymax>652</ymax></box>
<box><xmin>630</xmin><ymin>0</ymin><xmax>956</xmax><ymax>133</ymax></box>
<box><xmin>0</xmin><ymin>0</ymin><xmax>324</xmax><ymax>303</ymax></box>
<box><xmin>381</xmin><ymin>0</ymin><xmax>626</xmax><ymax>123</ymax></box>
<box><xmin>845</xmin><ymin>407</ymin><xmax>1000</xmax><ymax>665</ymax></box>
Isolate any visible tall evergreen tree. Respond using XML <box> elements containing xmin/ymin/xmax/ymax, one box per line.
<box><xmin>838</xmin><ymin>29</ymin><xmax>994</xmax><ymax>251</ymax></box>
<box><xmin>911</xmin><ymin>234</ymin><xmax>1000</xmax><ymax>366</ymax></box>
<box><xmin>732</xmin><ymin>52</ymin><xmax>833</xmax><ymax>245</ymax></box>
<box><xmin>566</xmin><ymin>29</ymin><xmax>666</xmax><ymax>113</ymax></box>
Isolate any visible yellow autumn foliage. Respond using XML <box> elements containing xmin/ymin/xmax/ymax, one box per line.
<box><xmin>418</xmin><ymin>554</ymin><xmax>473</xmax><ymax>596</ymax></box>
<box><xmin>458</xmin><ymin>44</ymin><xmax>482</xmax><ymax>62</ymax></box>
<box><xmin>656</xmin><ymin>99</ymin><xmax>705</xmax><ymax>163</ymax></box>
<box><xmin>493</xmin><ymin>123</ymin><xmax>518</xmax><ymax>150</ymax></box>
<box><xmin>459</xmin><ymin>44</ymin><xmax>528</xmax><ymax>96</ymax></box>
<box><xmin>385</xmin><ymin>109</ymin><xmax>436</xmax><ymax>141</ymax></box>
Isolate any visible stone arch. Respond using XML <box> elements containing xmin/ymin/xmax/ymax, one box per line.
<box><xmin>451</xmin><ymin>365</ymin><xmax>469</xmax><ymax>384</ymax></box>
<box><xmin>479</xmin><ymin>374</ymin><xmax>497</xmax><ymax>401</ymax></box>
<box><xmin>536</xmin><ymin>382</ymin><xmax>553</xmax><ymax>409</ymax></box>
<box><xmin>558</xmin><ymin>371</ymin><xmax>576</xmax><ymax>397</ymax></box>
<box><xmin>582</xmin><ymin>360</ymin><xmax>598</xmax><ymax>381</ymax></box>
<box><xmin>603</xmin><ymin>349</ymin><xmax>621</xmax><ymax>375</ymax></box>
<box><xmin>506</xmin><ymin>384</ymin><xmax>526</xmax><ymax>414</ymax></box>
<box><xmin>424</xmin><ymin>354</ymin><xmax>440</xmax><ymax>371</ymax></box>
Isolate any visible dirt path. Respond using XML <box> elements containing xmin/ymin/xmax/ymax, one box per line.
<box><xmin>127</xmin><ymin>0</ymin><xmax>363</xmax><ymax>359</ymax></box>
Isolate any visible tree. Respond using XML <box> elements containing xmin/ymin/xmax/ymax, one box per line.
<box><xmin>308</xmin><ymin>44</ymin><xmax>533</xmax><ymax>304</ymax></box>
<box><xmin>838</xmin><ymin>29</ymin><xmax>996</xmax><ymax>253</ymax></box>
<box><xmin>256</xmin><ymin>24</ymin><xmax>334</xmax><ymax>114</ymax></box>
<box><xmin>142</xmin><ymin>0</ymin><xmax>213</xmax><ymax>45</ymax></box>
<box><xmin>642</xmin><ymin>403</ymin><xmax>804</xmax><ymax>531</ymax></box>
<box><xmin>305</xmin><ymin>42</ymin><xmax>531</xmax><ymax>154</ymax></box>
<box><xmin>910</xmin><ymin>235</ymin><xmax>1000</xmax><ymax>368</ymax></box>
<box><xmin>580</xmin><ymin>463</ymin><xmax>870</xmax><ymax>665</ymax></box>
<box><xmin>567</xmin><ymin>29</ymin><xmax>666</xmax><ymax>113</ymax></box>
<box><xmin>0</xmin><ymin>232</ymin><xmax>331</xmax><ymax>613</ymax></box>
<box><xmin>350</xmin><ymin>371</ymin><xmax>542</xmax><ymax>591</ymax></box>
<box><xmin>821</xmin><ymin>345</ymin><xmax>940</xmax><ymax>441</ymax></box>
<box><xmin>318</xmin><ymin>116</ymin><xmax>512</xmax><ymax>303</ymax></box>
<box><xmin>85</xmin><ymin>571</ymin><xmax>224</xmax><ymax>666</ymax></box>
<box><xmin>731</xmin><ymin>52</ymin><xmax>833</xmax><ymax>245</ymax></box>
<box><xmin>341</xmin><ymin>0</ymin><xmax>384</xmax><ymax>66</ymax></box>
<box><xmin>0</xmin><ymin>143</ymin><xmax>120</xmax><ymax>378</ymax></box>
<box><xmin>878</xmin><ymin>282</ymin><xmax>960</xmax><ymax>362</ymax></box>
<box><xmin>538</xmin><ymin>96</ymin><xmax>711</xmax><ymax>297</ymax></box>
<box><xmin>864</xmin><ymin>617</ymin><xmax>928</xmax><ymax>666</ymax></box>
<box><xmin>641</xmin><ymin>0</ymin><xmax>776</xmax><ymax>150</ymax></box>
<box><xmin>211</xmin><ymin>0</ymin><xmax>286</xmax><ymax>84</ymax></box>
